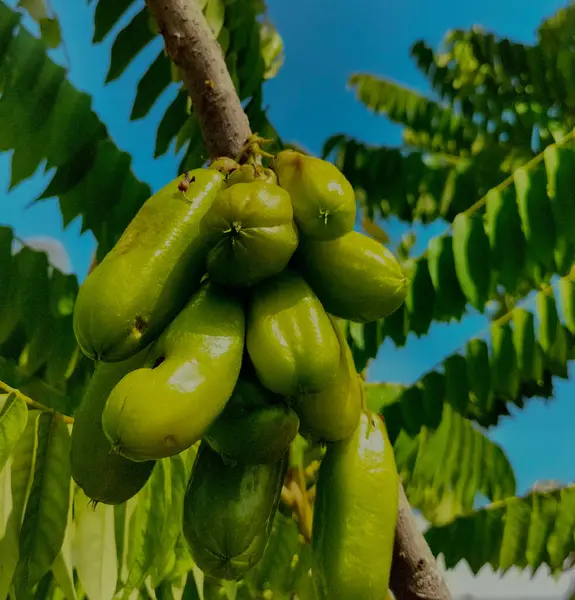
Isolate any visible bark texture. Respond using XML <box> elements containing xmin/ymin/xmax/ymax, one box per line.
<box><xmin>146</xmin><ymin>0</ymin><xmax>251</xmax><ymax>159</ymax></box>
<box><xmin>390</xmin><ymin>483</ymin><xmax>453</xmax><ymax>600</ymax></box>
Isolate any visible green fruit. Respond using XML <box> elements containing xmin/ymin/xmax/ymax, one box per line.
<box><xmin>297</xmin><ymin>231</ymin><xmax>409</xmax><ymax>323</ymax></box>
<box><xmin>71</xmin><ymin>352</ymin><xmax>156</xmax><ymax>505</ymax></box>
<box><xmin>312</xmin><ymin>411</ymin><xmax>398</xmax><ymax>600</ymax></box>
<box><xmin>273</xmin><ymin>149</ymin><xmax>356</xmax><ymax>240</ymax></box>
<box><xmin>209</xmin><ymin>156</ymin><xmax>240</xmax><ymax>175</ymax></box>
<box><xmin>247</xmin><ymin>270</ymin><xmax>340</xmax><ymax>396</ymax></box>
<box><xmin>204</xmin><ymin>376</ymin><xmax>299</xmax><ymax>464</ymax></box>
<box><xmin>200</xmin><ymin>181</ymin><xmax>299</xmax><ymax>287</ymax></box>
<box><xmin>226</xmin><ymin>164</ymin><xmax>278</xmax><ymax>186</ymax></box>
<box><xmin>73</xmin><ymin>169</ymin><xmax>225</xmax><ymax>362</ymax></box>
<box><xmin>294</xmin><ymin>318</ymin><xmax>361</xmax><ymax>442</ymax></box>
<box><xmin>102</xmin><ymin>282</ymin><xmax>245</xmax><ymax>461</ymax></box>
<box><xmin>183</xmin><ymin>442</ymin><xmax>288</xmax><ymax>580</ymax></box>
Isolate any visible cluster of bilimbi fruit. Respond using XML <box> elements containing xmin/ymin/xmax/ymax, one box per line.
<box><xmin>70</xmin><ymin>138</ymin><xmax>409</xmax><ymax>600</ymax></box>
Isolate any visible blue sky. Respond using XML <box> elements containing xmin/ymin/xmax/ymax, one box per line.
<box><xmin>1</xmin><ymin>0</ymin><xmax>573</xmax><ymax>506</ymax></box>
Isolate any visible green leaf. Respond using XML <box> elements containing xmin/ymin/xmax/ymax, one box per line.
<box><xmin>204</xmin><ymin>0</ymin><xmax>225</xmax><ymax>38</ymax></box>
<box><xmin>465</xmin><ymin>338</ymin><xmax>492</xmax><ymax>413</ymax></box>
<box><xmin>73</xmin><ymin>488</ymin><xmax>117</xmax><ymax>600</ymax></box>
<box><xmin>405</xmin><ymin>258</ymin><xmax>435</xmax><ymax>336</ymax></box>
<box><xmin>397</xmin><ymin>386</ymin><xmax>425</xmax><ymax>437</ymax></box>
<box><xmin>131</xmin><ymin>50</ymin><xmax>172</xmax><ymax>121</ymax></box>
<box><xmin>13</xmin><ymin>412</ymin><xmax>71</xmax><ymax>598</ymax></box>
<box><xmin>537</xmin><ymin>290</ymin><xmax>558</xmax><ymax>354</ymax></box>
<box><xmin>490</xmin><ymin>322</ymin><xmax>519</xmax><ymax>400</ymax></box>
<box><xmin>105</xmin><ymin>9</ymin><xmax>156</xmax><ymax>83</ymax></box>
<box><xmin>181</xmin><ymin>572</ymin><xmax>202</xmax><ymax>600</ymax></box>
<box><xmin>381</xmin><ymin>302</ymin><xmax>409</xmax><ymax>347</ymax></box>
<box><xmin>452</xmin><ymin>213</ymin><xmax>491</xmax><ymax>311</ymax></box>
<box><xmin>39</xmin><ymin>17</ymin><xmax>61</xmax><ymax>48</ymax></box>
<box><xmin>17</xmin><ymin>0</ymin><xmax>47</xmax><ymax>21</ymax></box>
<box><xmin>259</xmin><ymin>22</ymin><xmax>284</xmax><ymax>80</ymax></box>
<box><xmin>0</xmin><ymin>9</ymin><xmax>152</xmax><ymax>247</ymax></box>
<box><xmin>559</xmin><ymin>277</ymin><xmax>575</xmax><ymax>335</ymax></box>
<box><xmin>0</xmin><ymin>410</ymin><xmax>41</xmax><ymax>598</ymax></box>
<box><xmin>543</xmin><ymin>145</ymin><xmax>575</xmax><ymax>248</ymax></box>
<box><xmin>512</xmin><ymin>308</ymin><xmax>537</xmax><ymax>381</ymax></box>
<box><xmin>485</xmin><ymin>186</ymin><xmax>526</xmax><ymax>292</ymax></box>
<box><xmin>426</xmin><ymin>484</ymin><xmax>575</xmax><ymax>574</ymax></box>
<box><xmin>0</xmin><ymin>393</ymin><xmax>28</xmax><ymax>474</ymax></box>
<box><xmin>149</xmin><ymin>454</ymin><xmax>189</xmax><ymax>586</ymax></box>
<box><xmin>444</xmin><ymin>354</ymin><xmax>468</xmax><ymax>414</ymax></box>
<box><xmin>124</xmin><ymin>457</ymin><xmax>183</xmax><ymax>595</ymax></box>
<box><xmin>93</xmin><ymin>0</ymin><xmax>136</xmax><ymax>43</ymax></box>
<box><xmin>348</xmin><ymin>73</ymin><xmax>479</xmax><ymax>156</ymax></box>
<box><xmin>547</xmin><ymin>320</ymin><xmax>568</xmax><ymax>378</ymax></box>
<box><xmin>419</xmin><ymin>371</ymin><xmax>444</xmax><ymax>431</ymax></box>
<box><xmin>0</xmin><ymin>452</ymin><xmax>12</xmax><ymax>540</ymax></box>
<box><xmin>51</xmin><ymin>487</ymin><xmax>77</xmax><ymax>600</ymax></box>
<box><xmin>14</xmin><ymin>247</ymin><xmax>50</xmax><ymax>338</ymax></box>
<box><xmin>398</xmin><ymin>405</ymin><xmax>516</xmax><ymax>526</ymax></box>
<box><xmin>155</xmin><ymin>90</ymin><xmax>188</xmax><ymax>158</ymax></box>
<box><xmin>427</xmin><ymin>235</ymin><xmax>467</xmax><ymax>321</ymax></box>
<box><xmin>514</xmin><ymin>164</ymin><xmax>556</xmax><ymax>270</ymax></box>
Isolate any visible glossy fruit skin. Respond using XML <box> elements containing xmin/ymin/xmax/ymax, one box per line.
<box><xmin>273</xmin><ymin>149</ymin><xmax>356</xmax><ymax>241</ymax></box>
<box><xmin>293</xmin><ymin>317</ymin><xmax>361</xmax><ymax>442</ymax></box>
<box><xmin>70</xmin><ymin>351</ymin><xmax>156</xmax><ymax>505</ymax></box>
<box><xmin>183</xmin><ymin>442</ymin><xmax>288</xmax><ymax>580</ymax></box>
<box><xmin>226</xmin><ymin>164</ymin><xmax>278</xmax><ymax>186</ymax></box>
<box><xmin>312</xmin><ymin>411</ymin><xmax>399</xmax><ymax>600</ymax></box>
<box><xmin>73</xmin><ymin>169</ymin><xmax>225</xmax><ymax>362</ymax></box>
<box><xmin>297</xmin><ymin>231</ymin><xmax>409</xmax><ymax>323</ymax></box>
<box><xmin>247</xmin><ymin>270</ymin><xmax>340</xmax><ymax>396</ymax></box>
<box><xmin>204</xmin><ymin>376</ymin><xmax>299</xmax><ymax>464</ymax></box>
<box><xmin>101</xmin><ymin>282</ymin><xmax>245</xmax><ymax>461</ymax></box>
<box><xmin>200</xmin><ymin>181</ymin><xmax>299</xmax><ymax>288</ymax></box>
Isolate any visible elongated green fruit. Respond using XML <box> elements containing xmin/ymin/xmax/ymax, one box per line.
<box><xmin>273</xmin><ymin>150</ymin><xmax>356</xmax><ymax>240</ymax></box>
<box><xmin>200</xmin><ymin>181</ymin><xmax>298</xmax><ymax>287</ymax></box>
<box><xmin>73</xmin><ymin>169</ymin><xmax>225</xmax><ymax>362</ymax></box>
<box><xmin>298</xmin><ymin>231</ymin><xmax>409</xmax><ymax>323</ymax></box>
<box><xmin>294</xmin><ymin>317</ymin><xmax>361</xmax><ymax>442</ymax></box>
<box><xmin>204</xmin><ymin>376</ymin><xmax>299</xmax><ymax>464</ymax></box>
<box><xmin>312</xmin><ymin>411</ymin><xmax>398</xmax><ymax>600</ymax></box>
<box><xmin>247</xmin><ymin>270</ymin><xmax>340</xmax><ymax>396</ymax></box>
<box><xmin>70</xmin><ymin>351</ymin><xmax>155</xmax><ymax>505</ymax></box>
<box><xmin>183</xmin><ymin>442</ymin><xmax>288</xmax><ymax>580</ymax></box>
<box><xmin>102</xmin><ymin>282</ymin><xmax>245</xmax><ymax>461</ymax></box>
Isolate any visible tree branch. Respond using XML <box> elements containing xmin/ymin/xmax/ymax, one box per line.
<box><xmin>146</xmin><ymin>4</ymin><xmax>452</xmax><ymax>599</ymax></box>
<box><xmin>390</xmin><ymin>482</ymin><xmax>452</xmax><ymax>600</ymax></box>
<box><xmin>145</xmin><ymin>0</ymin><xmax>251</xmax><ymax>159</ymax></box>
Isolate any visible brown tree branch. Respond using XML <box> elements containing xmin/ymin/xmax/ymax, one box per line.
<box><xmin>145</xmin><ymin>0</ymin><xmax>251</xmax><ymax>159</ymax></box>
<box><xmin>145</xmin><ymin>3</ymin><xmax>452</xmax><ymax>598</ymax></box>
<box><xmin>390</xmin><ymin>482</ymin><xmax>452</xmax><ymax>600</ymax></box>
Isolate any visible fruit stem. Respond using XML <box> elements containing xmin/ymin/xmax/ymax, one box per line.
<box><xmin>359</xmin><ymin>379</ymin><xmax>367</xmax><ymax>411</ymax></box>
<box><xmin>234</xmin><ymin>133</ymin><xmax>275</xmax><ymax>164</ymax></box>
<box><xmin>285</xmin><ymin>436</ymin><xmax>313</xmax><ymax>543</ymax></box>
<box><xmin>0</xmin><ymin>380</ymin><xmax>74</xmax><ymax>424</ymax></box>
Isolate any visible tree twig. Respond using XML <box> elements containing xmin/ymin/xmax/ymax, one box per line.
<box><xmin>145</xmin><ymin>0</ymin><xmax>251</xmax><ymax>159</ymax></box>
<box><xmin>0</xmin><ymin>380</ymin><xmax>74</xmax><ymax>424</ymax></box>
<box><xmin>390</xmin><ymin>482</ymin><xmax>452</xmax><ymax>600</ymax></box>
<box><xmin>145</xmin><ymin>4</ymin><xmax>452</xmax><ymax>598</ymax></box>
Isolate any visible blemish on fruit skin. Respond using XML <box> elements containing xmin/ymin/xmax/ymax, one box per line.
<box><xmin>152</xmin><ymin>356</ymin><xmax>166</xmax><ymax>369</ymax></box>
<box><xmin>132</xmin><ymin>316</ymin><xmax>147</xmax><ymax>340</ymax></box>
<box><xmin>164</xmin><ymin>434</ymin><xmax>178</xmax><ymax>448</ymax></box>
